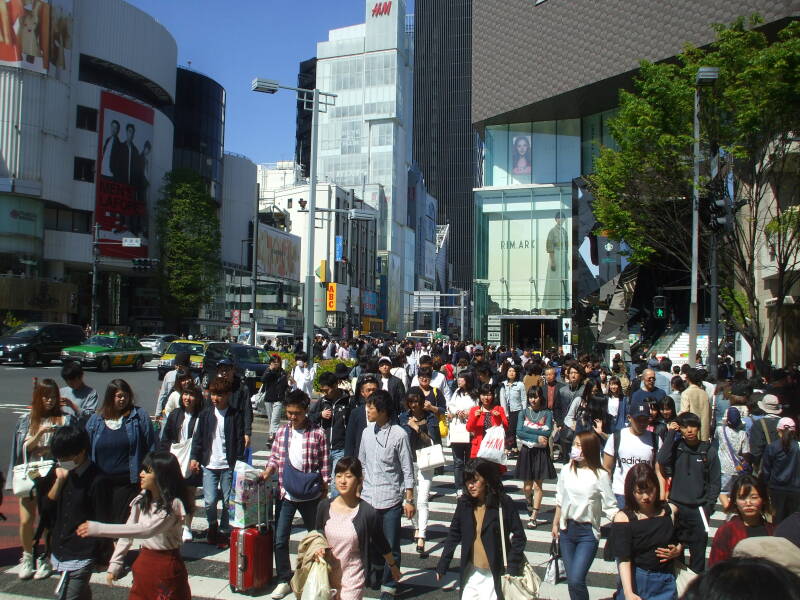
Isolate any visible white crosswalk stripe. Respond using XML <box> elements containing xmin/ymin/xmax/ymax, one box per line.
<box><xmin>0</xmin><ymin>447</ymin><xmax>723</xmax><ymax>599</ymax></box>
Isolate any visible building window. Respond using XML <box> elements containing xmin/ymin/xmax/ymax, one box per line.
<box><xmin>75</xmin><ymin>105</ymin><xmax>98</xmax><ymax>131</ymax></box>
<box><xmin>44</xmin><ymin>206</ymin><xmax>93</xmax><ymax>233</ymax></box>
<box><xmin>73</xmin><ymin>157</ymin><xmax>95</xmax><ymax>183</ymax></box>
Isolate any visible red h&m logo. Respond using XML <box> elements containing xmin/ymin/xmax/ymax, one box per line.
<box><xmin>371</xmin><ymin>1</ymin><xmax>391</xmax><ymax>17</ymax></box>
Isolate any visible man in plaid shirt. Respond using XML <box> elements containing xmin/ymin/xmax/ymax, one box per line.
<box><xmin>260</xmin><ymin>389</ymin><xmax>329</xmax><ymax>599</ymax></box>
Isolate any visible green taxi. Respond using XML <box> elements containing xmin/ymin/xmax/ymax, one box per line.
<box><xmin>61</xmin><ymin>335</ymin><xmax>153</xmax><ymax>371</ymax></box>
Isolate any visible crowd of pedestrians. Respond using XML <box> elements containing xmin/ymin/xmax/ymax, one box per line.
<box><xmin>4</xmin><ymin>338</ymin><xmax>800</xmax><ymax>600</ymax></box>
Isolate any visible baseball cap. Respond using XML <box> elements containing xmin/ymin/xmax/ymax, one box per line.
<box><xmin>217</xmin><ymin>358</ymin><xmax>234</xmax><ymax>367</ymax></box>
<box><xmin>758</xmin><ymin>394</ymin><xmax>782</xmax><ymax>415</ymax></box>
<box><xmin>777</xmin><ymin>417</ymin><xmax>796</xmax><ymax>431</ymax></box>
<box><xmin>629</xmin><ymin>398</ymin><xmax>649</xmax><ymax>419</ymax></box>
<box><xmin>378</xmin><ymin>356</ymin><xmax>392</xmax><ymax>365</ymax></box>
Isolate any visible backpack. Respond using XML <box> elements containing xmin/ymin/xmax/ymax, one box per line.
<box><xmin>443</xmin><ymin>363</ymin><xmax>454</xmax><ymax>381</ymax></box>
<box><xmin>612</xmin><ymin>428</ymin><xmax>660</xmax><ymax>479</ymax></box>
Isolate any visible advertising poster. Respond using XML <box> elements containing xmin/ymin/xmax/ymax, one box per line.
<box><xmin>0</xmin><ymin>0</ymin><xmax>73</xmax><ymax>80</ymax></box>
<box><xmin>256</xmin><ymin>224</ymin><xmax>301</xmax><ymax>281</ymax></box>
<box><xmin>95</xmin><ymin>91</ymin><xmax>154</xmax><ymax>258</ymax></box>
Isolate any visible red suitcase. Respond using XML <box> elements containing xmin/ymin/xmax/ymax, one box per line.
<box><xmin>229</xmin><ymin>480</ymin><xmax>274</xmax><ymax>594</ymax></box>
<box><xmin>229</xmin><ymin>525</ymin><xmax>273</xmax><ymax>593</ymax></box>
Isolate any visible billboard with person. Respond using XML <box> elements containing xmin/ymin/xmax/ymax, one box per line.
<box><xmin>95</xmin><ymin>91</ymin><xmax>154</xmax><ymax>258</ymax></box>
<box><xmin>0</xmin><ymin>0</ymin><xmax>73</xmax><ymax>80</ymax></box>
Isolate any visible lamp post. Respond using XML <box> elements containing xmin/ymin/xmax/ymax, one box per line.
<box><xmin>252</xmin><ymin>78</ymin><xmax>336</xmax><ymax>356</ymax></box>
<box><xmin>688</xmin><ymin>66</ymin><xmax>719</xmax><ymax>367</ymax></box>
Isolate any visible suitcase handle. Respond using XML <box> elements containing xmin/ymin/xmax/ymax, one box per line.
<box><xmin>238</xmin><ymin>553</ymin><xmax>248</xmax><ymax>573</ymax></box>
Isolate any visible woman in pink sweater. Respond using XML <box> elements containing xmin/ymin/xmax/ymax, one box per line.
<box><xmin>77</xmin><ymin>451</ymin><xmax>193</xmax><ymax>599</ymax></box>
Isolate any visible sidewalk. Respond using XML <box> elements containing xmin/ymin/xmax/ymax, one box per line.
<box><xmin>0</xmin><ymin>497</ymin><xmax>23</xmax><ymax>568</ymax></box>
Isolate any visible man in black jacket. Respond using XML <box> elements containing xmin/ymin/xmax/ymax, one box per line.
<box><xmin>215</xmin><ymin>359</ymin><xmax>252</xmax><ymax>450</ymax></box>
<box><xmin>43</xmin><ymin>425</ymin><xmax>108</xmax><ymax>597</ymax></box>
<box><xmin>260</xmin><ymin>355</ymin><xmax>289</xmax><ymax>446</ymax></box>
<box><xmin>190</xmin><ymin>378</ymin><xmax>246</xmax><ymax>545</ymax></box>
<box><xmin>312</xmin><ymin>371</ymin><xmax>356</xmax><ymax>496</ymax></box>
<box><xmin>377</xmin><ymin>356</ymin><xmax>406</xmax><ymax>418</ymax></box>
<box><xmin>344</xmin><ymin>375</ymin><xmax>379</xmax><ymax>458</ymax></box>
<box><xmin>656</xmin><ymin>412</ymin><xmax>721</xmax><ymax>573</ymax></box>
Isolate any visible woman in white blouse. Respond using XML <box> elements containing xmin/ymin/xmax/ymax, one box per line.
<box><xmin>552</xmin><ymin>431</ymin><xmax>618</xmax><ymax>600</ymax></box>
<box><xmin>447</xmin><ymin>372</ymin><xmax>478</xmax><ymax>495</ymax></box>
<box><xmin>78</xmin><ymin>451</ymin><xmax>193</xmax><ymax>599</ymax></box>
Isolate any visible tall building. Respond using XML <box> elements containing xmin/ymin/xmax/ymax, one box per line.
<box><xmin>0</xmin><ymin>0</ymin><xmax>176</xmax><ymax>330</ymax></box>
<box><xmin>470</xmin><ymin>0</ymin><xmax>798</xmax><ymax>364</ymax></box>
<box><xmin>305</xmin><ymin>0</ymin><xmax>414</xmax><ymax>332</ymax></box>
<box><xmin>412</xmin><ymin>0</ymin><xmax>475</xmax><ymax>289</ymax></box>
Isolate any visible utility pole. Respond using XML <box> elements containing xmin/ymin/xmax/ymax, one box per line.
<box><xmin>250</xmin><ymin>186</ymin><xmax>259</xmax><ymax>346</ymax></box>
<box><xmin>90</xmin><ymin>223</ymin><xmax>99</xmax><ymax>334</ymax></box>
<box><xmin>708</xmin><ymin>232</ymin><xmax>719</xmax><ymax>379</ymax></box>
<box><xmin>346</xmin><ymin>189</ymin><xmax>354</xmax><ymax>340</ymax></box>
<box><xmin>460</xmin><ymin>290</ymin><xmax>466</xmax><ymax>341</ymax></box>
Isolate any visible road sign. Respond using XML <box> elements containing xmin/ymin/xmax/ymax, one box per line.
<box><xmin>231</xmin><ymin>309</ymin><xmax>241</xmax><ymax>327</ymax></box>
<box><xmin>122</xmin><ymin>237</ymin><xmax>141</xmax><ymax>247</ymax></box>
<box><xmin>487</xmin><ymin>331</ymin><xmax>501</xmax><ymax>342</ymax></box>
<box><xmin>335</xmin><ymin>235</ymin><xmax>344</xmax><ymax>262</ymax></box>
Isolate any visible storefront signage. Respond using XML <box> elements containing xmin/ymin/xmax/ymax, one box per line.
<box><xmin>371</xmin><ymin>1</ymin><xmax>391</xmax><ymax>17</ymax></box>
<box><xmin>326</xmin><ymin>283</ymin><xmax>337</xmax><ymax>311</ymax></box>
<box><xmin>362</xmin><ymin>290</ymin><xmax>378</xmax><ymax>316</ymax></box>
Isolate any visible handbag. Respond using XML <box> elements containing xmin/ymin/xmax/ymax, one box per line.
<box><xmin>12</xmin><ymin>446</ymin><xmax>54</xmax><ymax>498</ymax></box>
<box><xmin>438</xmin><ymin>413</ymin><xmax>449</xmax><ymax>438</ymax></box>
<box><xmin>543</xmin><ymin>538</ymin><xmax>566</xmax><ymax>585</ymax></box>
<box><xmin>281</xmin><ymin>429</ymin><xmax>322</xmax><ymax>501</ymax></box>
<box><xmin>554</xmin><ymin>425</ymin><xmax>575</xmax><ymax>446</ymax></box>
<box><xmin>498</xmin><ymin>502</ymin><xmax>541</xmax><ymax>599</ymax></box>
<box><xmin>169</xmin><ymin>438</ymin><xmax>193</xmax><ymax>478</ymax></box>
<box><xmin>674</xmin><ymin>560</ymin><xmax>699</xmax><ymax>596</ymax></box>
<box><xmin>416</xmin><ymin>440</ymin><xmax>446</xmax><ymax>470</ymax></box>
<box><xmin>448</xmin><ymin>418</ymin><xmax>471</xmax><ymax>444</ymax></box>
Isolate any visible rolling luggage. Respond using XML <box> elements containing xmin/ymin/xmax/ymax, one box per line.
<box><xmin>229</xmin><ymin>479</ymin><xmax>273</xmax><ymax>594</ymax></box>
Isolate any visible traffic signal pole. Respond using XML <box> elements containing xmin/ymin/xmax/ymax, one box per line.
<box><xmin>708</xmin><ymin>230</ymin><xmax>719</xmax><ymax>379</ymax></box>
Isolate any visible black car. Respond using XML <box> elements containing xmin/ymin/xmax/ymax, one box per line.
<box><xmin>0</xmin><ymin>322</ymin><xmax>86</xmax><ymax>366</ymax></box>
<box><xmin>201</xmin><ymin>343</ymin><xmax>269</xmax><ymax>396</ymax></box>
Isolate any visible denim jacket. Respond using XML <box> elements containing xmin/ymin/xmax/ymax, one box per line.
<box><xmin>6</xmin><ymin>413</ymin><xmax>76</xmax><ymax>490</ymax></box>
<box><xmin>86</xmin><ymin>406</ymin><xmax>156</xmax><ymax>483</ymax></box>
<box><xmin>500</xmin><ymin>381</ymin><xmax>527</xmax><ymax>413</ymax></box>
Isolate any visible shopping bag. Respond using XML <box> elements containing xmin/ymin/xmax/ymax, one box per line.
<box><xmin>416</xmin><ymin>443</ymin><xmax>446</xmax><ymax>470</ymax></box>
<box><xmin>300</xmin><ymin>559</ymin><xmax>332</xmax><ymax>600</ymax></box>
<box><xmin>543</xmin><ymin>539</ymin><xmax>566</xmax><ymax>585</ymax></box>
<box><xmin>229</xmin><ymin>460</ymin><xmax>269</xmax><ymax>528</ymax></box>
<box><xmin>674</xmin><ymin>560</ymin><xmax>698</xmax><ymax>597</ymax></box>
<box><xmin>477</xmin><ymin>425</ymin><xmax>507</xmax><ymax>465</ymax></box>
<box><xmin>169</xmin><ymin>438</ymin><xmax>193</xmax><ymax>478</ymax></box>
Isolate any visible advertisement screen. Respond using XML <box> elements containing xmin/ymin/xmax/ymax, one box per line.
<box><xmin>0</xmin><ymin>0</ymin><xmax>72</xmax><ymax>80</ymax></box>
<box><xmin>256</xmin><ymin>224</ymin><xmax>301</xmax><ymax>281</ymax></box>
<box><xmin>95</xmin><ymin>91</ymin><xmax>154</xmax><ymax>258</ymax></box>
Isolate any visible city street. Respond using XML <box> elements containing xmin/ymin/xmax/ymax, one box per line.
<box><xmin>0</xmin><ymin>365</ymin><xmax>724</xmax><ymax>599</ymax></box>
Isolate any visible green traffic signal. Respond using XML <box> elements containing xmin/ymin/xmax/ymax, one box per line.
<box><xmin>656</xmin><ymin>308</ymin><xmax>665</xmax><ymax>318</ymax></box>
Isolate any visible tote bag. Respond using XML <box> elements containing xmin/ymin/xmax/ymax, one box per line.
<box><xmin>498</xmin><ymin>502</ymin><xmax>541</xmax><ymax>600</ymax></box>
<box><xmin>169</xmin><ymin>438</ymin><xmax>193</xmax><ymax>478</ymax></box>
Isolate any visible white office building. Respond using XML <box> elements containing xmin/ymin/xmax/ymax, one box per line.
<box><xmin>313</xmin><ymin>0</ymin><xmax>414</xmax><ymax>332</ymax></box>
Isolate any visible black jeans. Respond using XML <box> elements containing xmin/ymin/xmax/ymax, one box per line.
<box><xmin>769</xmin><ymin>488</ymin><xmax>800</xmax><ymax>526</ymax></box>
<box><xmin>451</xmin><ymin>443</ymin><xmax>470</xmax><ymax>491</ymax></box>
<box><xmin>59</xmin><ymin>565</ymin><xmax>93</xmax><ymax>600</ymax></box>
<box><xmin>673</xmin><ymin>502</ymin><xmax>708</xmax><ymax>573</ymax></box>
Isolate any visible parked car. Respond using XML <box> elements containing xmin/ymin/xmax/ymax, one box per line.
<box><xmin>156</xmin><ymin>339</ymin><xmax>208</xmax><ymax>379</ymax></box>
<box><xmin>61</xmin><ymin>335</ymin><xmax>153</xmax><ymax>371</ymax></box>
<box><xmin>139</xmin><ymin>334</ymin><xmax>178</xmax><ymax>357</ymax></box>
<box><xmin>201</xmin><ymin>342</ymin><xmax>269</xmax><ymax>396</ymax></box>
<box><xmin>0</xmin><ymin>322</ymin><xmax>85</xmax><ymax>366</ymax></box>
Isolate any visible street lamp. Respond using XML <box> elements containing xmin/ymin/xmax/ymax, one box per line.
<box><xmin>252</xmin><ymin>78</ymin><xmax>336</xmax><ymax>356</ymax></box>
<box><xmin>688</xmin><ymin>66</ymin><xmax>719</xmax><ymax>367</ymax></box>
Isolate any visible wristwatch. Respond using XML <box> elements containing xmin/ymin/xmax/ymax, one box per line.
<box><xmin>403</xmin><ymin>498</ymin><xmax>415</xmax><ymax>507</ymax></box>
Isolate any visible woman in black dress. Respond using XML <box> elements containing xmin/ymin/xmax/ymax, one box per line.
<box><xmin>515</xmin><ymin>386</ymin><xmax>556</xmax><ymax>528</ymax></box>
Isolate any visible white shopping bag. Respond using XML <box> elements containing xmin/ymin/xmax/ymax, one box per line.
<box><xmin>477</xmin><ymin>425</ymin><xmax>507</xmax><ymax>466</ymax></box>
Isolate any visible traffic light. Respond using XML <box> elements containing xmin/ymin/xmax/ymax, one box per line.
<box><xmin>653</xmin><ymin>295</ymin><xmax>667</xmax><ymax>319</ymax></box>
<box><xmin>131</xmin><ymin>258</ymin><xmax>157</xmax><ymax>271</ymax></box>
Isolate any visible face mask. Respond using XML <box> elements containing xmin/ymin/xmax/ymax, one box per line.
<box><xmin>570</xmin><ymin>447</ymin><xmax>584</xmax><ymax>462</ymax></box>
<box><xmin>59</xmin><ymin>460</ymin><xmax>77</xmax><ymax>471</ymax></box>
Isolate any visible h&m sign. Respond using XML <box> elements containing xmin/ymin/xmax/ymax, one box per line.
<box><xmin>371</xmin><ymin>1</ymin><xmax>392</xmax><ymax>17</ymax></box>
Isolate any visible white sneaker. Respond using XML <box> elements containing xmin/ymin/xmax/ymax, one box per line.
<box><xmin>182</xmin><ymin>525</ymin><xmax>193</xmax><ymax>542</ymax></box>
<box><xmin>271</xmin><ymin>582</ymin><xmax>292</xmax><ymax>599</ymax></box>
<box><xmin>18</xmin><ymin>552</ymin><xmax>35</xmax><ymax>580</ymax></box>
<box><xmin>33</xmin><ymin>556</ymin><xmax>53</xmax><ymax>580</ymax></box>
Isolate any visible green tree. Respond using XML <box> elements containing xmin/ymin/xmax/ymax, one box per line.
<box><xmin>590</xmin><ymin>16</ymin><xmax>800</xmax><ymax>375</ymax></box>
<box><xmin>156</xmin><ymin>169</ymin><xmax>222</xmax><ymax>327</ymax></box>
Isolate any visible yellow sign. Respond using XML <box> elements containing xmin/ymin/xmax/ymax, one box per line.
<box><xmin>326</xmin><ymin>282</ymin><xmax>337</xmax><ymax>311</ymax></box>
<box><xmin>318</xmin><ymin>259</ymin><xmax>327</xmax><ymax>283</ymax></box>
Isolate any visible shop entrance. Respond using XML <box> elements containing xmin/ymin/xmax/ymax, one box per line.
<box><xmin>502</xmin><ymin>316</ymin><xmax>559</xmax><ymax>352</ymax></box>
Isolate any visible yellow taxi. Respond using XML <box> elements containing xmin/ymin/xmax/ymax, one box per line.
<box><xmin>157</xmin><ymin>339</ymin><xmax>208</xmax><ymax>380</ymax></box>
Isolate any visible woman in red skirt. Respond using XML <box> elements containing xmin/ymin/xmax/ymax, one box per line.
<box><xmin>77</xmin><ymin>451</ymin><xmax>193</xmax><ymax>599</ymax></box>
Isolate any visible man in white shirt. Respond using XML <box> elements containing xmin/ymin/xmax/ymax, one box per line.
<box><xmin>409</xmin><ymin>355</ymin><xmax>452</xmax><ymax>403</ymax></box>
<box><xmin>603</xmin><ymin>398</ymin><xmax>664</xmax><ymax>508</ymax></box>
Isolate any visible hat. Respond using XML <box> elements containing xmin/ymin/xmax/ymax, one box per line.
<box><xmin>758</xmin><ymin>394</ymin><xmax>782</xmax><ymax>415</ymax></box>
<box><xmin>629</xmin><ymin>399</ymin><xmax>649</xmax><ymax>419</ymax></box>
<box><xmin>777</xmin><ymin>417</ymin><xmax>796</xmax><ymax>431</ymax></box>
<box><xmin>217</xmin><ymin>358</ymin><xmax>234</xmax><ymax>367</ymax></box>
<box><xmin>733</xmin><ymin>537</ymin><xmax>800</xmax><ymax>578</ymax></box>
<box><xmin>378</xmin><ymin>356</ymin><xmax>392</xmax><ymax>365</ymax></box>
<box><xmin>334</xmin><ymin>363</ymin><xmax>351</xmax><ymax>378</ymax></box>
<box><xmin>725</xmin><ymin>407</ymin><xmax>742</xmax><ymax>429</ymax></box>
<box><xmin>269</xmin><ymin>354</ymin><xmax>281</xmax><ymax>364</ymax></box>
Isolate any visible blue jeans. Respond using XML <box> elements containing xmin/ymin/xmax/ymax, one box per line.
<box><xmin>329</xmin><ymin>449</ymin><xmax>344</xmax><ymax>498</ymax></box>
<box><xmin>559</xmin><ymin>520</ymin><xmax>598</xmax><ymax>600</ymax></box>
<box><xmin>372</xmin><ymin>502</ymin><xmax>402</xmax><ymax>595</ymax></box>
<box><xmin>202</xmin><ymin>466</ymin><xmax>232</xmax><ymax>530</ymax></box>
<box><xmin>634</xmin><ymin>567</ymin><xmax>677</xmax><ymax>600</ymax></box>
<box><xmin>275</xmin><ymin>497</ymin><xmax>319</xmax><ymax>583</ymax></box>
<box><xmin>615</xmin><ymin>494</ymin><xmax>626</xmax><ymax>509</ymax></box>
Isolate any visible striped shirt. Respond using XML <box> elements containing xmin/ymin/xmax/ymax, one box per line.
<box><xmin>358</xmin><ymin>422</ymin><xmax>415</xmax><ymax>510</ymax></box>
<box><xmin>267</xmin><ymin>423</ymin><xmax>330</xmax><ymax>500</ymax></box>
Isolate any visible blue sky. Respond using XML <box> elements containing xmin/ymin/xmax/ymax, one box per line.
<box><xmin>126</xmin><ymin>0</ymin><xmax>381</xmax><ymax>165</ymax></box>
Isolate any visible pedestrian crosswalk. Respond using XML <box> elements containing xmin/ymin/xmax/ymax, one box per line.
<box><xmin>0</xmin><ymin>447</ymin><xmax>723</xmax><ymax>599</ymax></box>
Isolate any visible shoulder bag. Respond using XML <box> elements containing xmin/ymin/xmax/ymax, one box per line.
<box><xmin>722</xmin><ymin>427</ymin><xmax>752</xmax><ymax>474</ymax></box>
<box><xmin>281</xmin><ymin>428</ymin><xmax>322</xmax><ymax>501</ymax></box>
<box><xmin>498</xmin><ymin>500</ymin><xmax>541</xmax><ymax>599</ymax></box>
<box><xmin>12</xmin><ymin>444</ymin><xmax>54</xmax><ymax>498</ymax></box>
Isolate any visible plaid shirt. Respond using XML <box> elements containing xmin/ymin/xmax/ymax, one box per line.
<box><xmin>267</xmin><ymin>423</ymin><xmax>329</xmax><ymax>499</ymax></box>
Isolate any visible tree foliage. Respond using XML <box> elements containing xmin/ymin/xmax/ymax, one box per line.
<box><xmin>156</xmin><ymin>169</ymin><xmax>222</xmax><ymax>323</ymax></box>
<box><xmin>590</xmin><ymin>16</ymin><xmax>800</xmax><ymax>373</ymax></box>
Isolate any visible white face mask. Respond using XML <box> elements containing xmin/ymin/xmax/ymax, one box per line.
<box><xmin>570</xmin><ymin>447</ymin><xmax>584</xmax><ymax>462</ymax></box>
<box><xmin>59</xmin><ymin>460</ymin><xmax>77</xmax><ymax>471</ymax></box>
